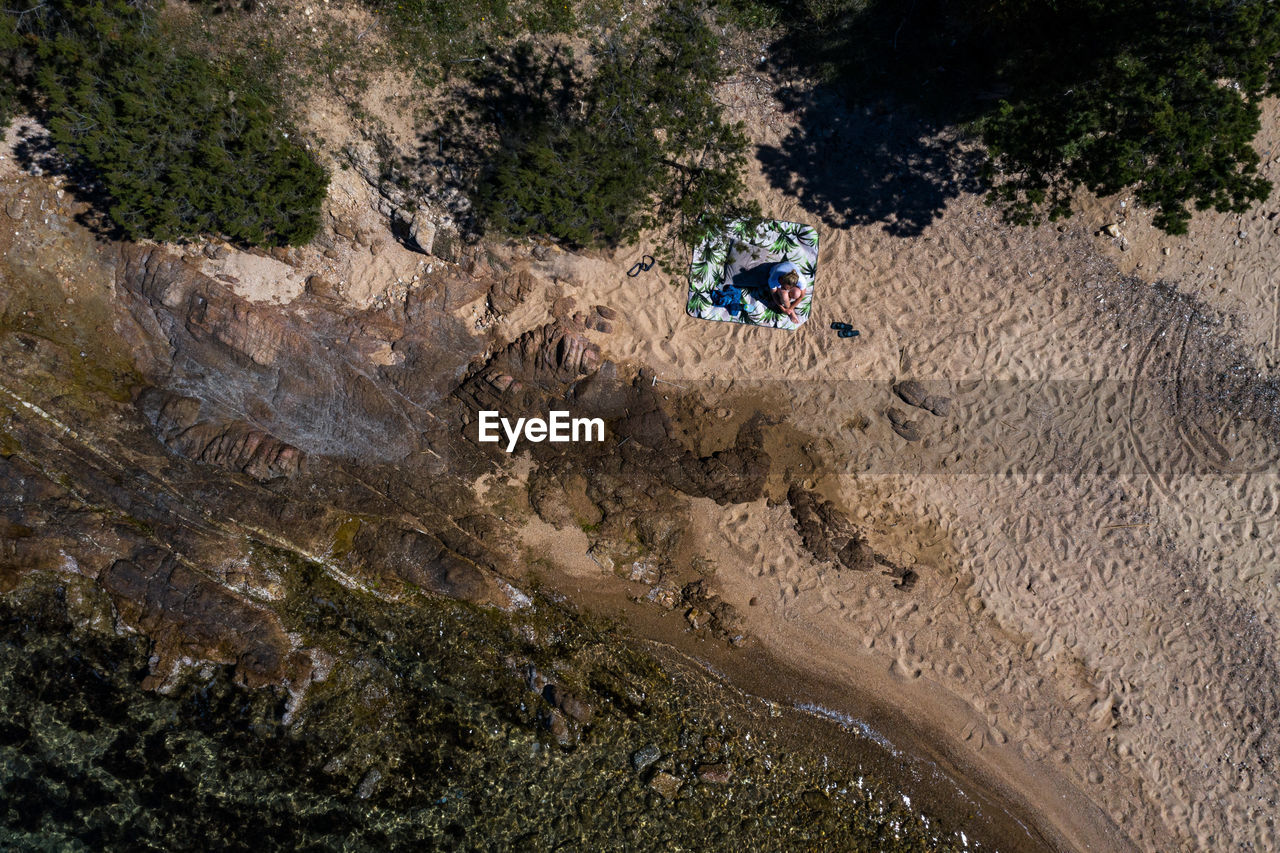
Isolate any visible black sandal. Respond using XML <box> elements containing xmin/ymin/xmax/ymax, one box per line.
<box><xmin>838</xmin><ymin>328</ymin><xmax>860</xmax><ymax>338</ymax></box>
<box><xmin>627</xmin><ymin>255</ymin><xmax>656</xmax><ymax>277</ymax></box>
<box><xmin>831</xmin><ymin>321</ymin><xmax>852</xmax><ymax>331</ymax></box>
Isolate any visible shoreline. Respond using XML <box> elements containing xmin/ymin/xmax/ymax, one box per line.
<box><xmin>536</xmin><ymin>535</ymin><xmax>1128</xmax><ymax>853</ymax></box>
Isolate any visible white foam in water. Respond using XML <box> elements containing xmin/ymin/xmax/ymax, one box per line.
<box><xmin>792</xmin><ymin>702</ymin><xmax>901</xmax><ymax>756</ymax></box>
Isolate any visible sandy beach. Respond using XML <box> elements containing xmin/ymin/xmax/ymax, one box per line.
<box><xmin>4</xmin><ymin>8</ymin><xmax>1278</xmax><ymax>845</ymax></box>
<box><xmin>499</xmin><ymin>77</ymin><xmax>1280</xmax><ymax>851</ymax></box>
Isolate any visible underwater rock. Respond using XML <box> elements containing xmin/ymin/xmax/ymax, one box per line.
<box><xmin>632</xmin><ymin>744</ymin><xmax>662</xmax><ymax>772</ymax></box>
<box><xmin>543</xmin><ymin>708</ymin><xmax>577</xmax><ymax>747</ymax></box>
<box><xmin>697</xmin><ymin>763</ymin><xmax>733</xmax><ymax>784</ymax></box>
<box><xmin>543</xmin><ymin>683</ymin><xmax>594</xmax><ymax>725</ymax></box>
<box><xmin>356</xmin><ymin>768</ymin><xmax>383</xmax><ymax>800</ymax></box>
<box><xmin>648</xmin><ymin>770</ymin><xmax>683</xmax><ymax>800</ymax></box>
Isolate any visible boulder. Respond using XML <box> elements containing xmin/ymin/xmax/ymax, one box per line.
<box><xmin>408</xmin><ymin>209</ymin><xmax>436</xmax><ymax>255</ymax></box>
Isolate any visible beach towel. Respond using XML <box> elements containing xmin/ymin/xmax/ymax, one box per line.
<box><xmin>687</xmin><ymin>219</ymin><xmax>820</xmax><ymax>330</ymax></box>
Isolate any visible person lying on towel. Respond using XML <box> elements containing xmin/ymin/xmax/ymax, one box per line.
<box><xmin>709</xmin><ymin>260</ymin><xmax>806</xmax><ymax>323</ymax></box>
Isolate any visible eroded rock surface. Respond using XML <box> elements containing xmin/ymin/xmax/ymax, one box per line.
<box><xmin>787</xmin><ymin>486</ymin><xmax>915</xmax><ymax>590</ymax></box>
<box><xmin>137</xmin><ymin>387</ymin><xmax>304</xmax><ymax>481</ymax></box>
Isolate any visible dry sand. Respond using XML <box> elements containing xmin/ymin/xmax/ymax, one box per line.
<box><xmin>501</xmin><ymin>82</ymin><xmax>1280</xmax><ymax>851</ymax></box>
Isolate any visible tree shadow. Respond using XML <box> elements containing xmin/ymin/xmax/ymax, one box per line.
<box><xmin>757</xmin><ymin>89</ymin><xmax>985</xmax><ymax>237</ymax></box>
<box><xmin>754</xmin><ymin>0</ymin><xmax>1008</xmax><ymax>236</ymax></box>
<box><xmin>12</xmin><ymin>123</ymin><xmax>125</xmax><ymax>241</ymax></box>
<box><xmin>388</xmin><ymin>42</ymin><xmax>579</xmax><ymax>235</ymax></box>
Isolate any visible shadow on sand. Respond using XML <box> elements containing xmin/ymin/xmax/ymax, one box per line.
<box><xmin>756</xmin><ymin>90</ymin><xmax>985</xmax><ymax>237</ymax></box>
<box><xmin>753</xmin><ymin>0</ymin><xmax>1005</xmax><ymax>236</ymax></box>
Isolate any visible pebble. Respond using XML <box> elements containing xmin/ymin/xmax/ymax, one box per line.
<box><xmin>632</xmin><ymin>744</ymin><xmax>662</xmax><ymax>772</ymax></box>
<box><xmin>648</xmin><ymin>771</ymin><xmax>683</xmax><ymax>800</ymax></box>
<box><xmin>697</xmin><ymin>763</ymin><xmax>733</xmax><ymax>784</ymax></box>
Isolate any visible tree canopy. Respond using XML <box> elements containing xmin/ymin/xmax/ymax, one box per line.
<box><xmin>1</xmin><ymin>0</ymin><xmax>327</xmax><ymax>246</ymax></box>
<box><xmin>477</xmin><ymin>1</ymin><xmax>758</xmax><ymax>250</ymax></box>
<box><xmin>767</xmin><ymin>0</ymin><xmax>1280</xmax><ymax>233</ymax></box>
<box><xmin>979</xmin><ymin>0</ymin><xmax>1279</xmax><ymax>233</ymax></box>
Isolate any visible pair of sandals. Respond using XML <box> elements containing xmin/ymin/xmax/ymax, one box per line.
<box><xmin>627</xmin><ymin>255</ymin><xmax>656</xmax><ymax>277</ymax></box>
<box><xmin>831</xmin><ymin>321</ymin><xmax>860</xmax><ymax>338</ymax></box>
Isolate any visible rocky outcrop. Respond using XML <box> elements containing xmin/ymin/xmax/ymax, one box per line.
<box><xmin>137</xmin><ymin>388</ymin><xmax>303</xmax><ymax>481</ymax></box>
<box><xmin>99</xmin><ymin>550</ymin><xmax>308</xmax><ymax>690</ymax></box>
<box><xmin>787</xmin><ymin>485</ymin><xmax>879</xmax><ymax>572</ymax></box>
<box><xmin>115</xmin><ymin>242</ymin><xmax>481</xmax><ymax>462</ymax></box>
<box><xmin>340</xmin><ymin>523</ymin><xmax>499</xmax><ymax>604</ymax></box>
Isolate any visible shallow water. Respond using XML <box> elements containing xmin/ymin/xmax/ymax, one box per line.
<box><xmin>0</xmin><ymin>562</ymin><xmax>980</xmax><ymax>851</ymax></box>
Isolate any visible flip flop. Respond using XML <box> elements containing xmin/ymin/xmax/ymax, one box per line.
<box><xmin>838</xmin><ymin>329</ymin><xmax>860</xmax><ymax>338</ymax></box>
<box><xmin>831</xmin><ymin>321</ymin><xmax>852</xmax><ymax>331</ymax></box>
<box><xmin>627</xmin><ymin>254</ymin><xmax>656</xmax><ymax>277</ymax></box>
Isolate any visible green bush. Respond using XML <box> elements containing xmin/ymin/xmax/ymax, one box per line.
<box><xmin>3</xmin><ymin>0</ymin><xmax>327</xmax><ymax>246</ymax></box>
<box><xmin>758</xmin><ymin>0</ymin><xmax>1280</xmax><ymax>233</ymax></box>
<box><xmin>480</xmin><ymin>1</ymin><xmax>757</xmax><ymax>250</ymax></box>
<box><xmin>977</xmin><ymin>0</ymin><xmax>1278</xmax><ymax>234</ymax></box>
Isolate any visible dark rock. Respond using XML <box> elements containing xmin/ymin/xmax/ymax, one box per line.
<box><xmin>886</xmin><ymin>407</ymin><xmax>921</xmax><ymax>441</ymax></box>
<box><xmin>632</xmin><ymin>744</ymin><xmax>662</xmax><ymax>772</ymax></box>
<box><xmin>895</xmin><ymin>380</ymin><xmax>950</xmax><ymax>417</ymax></box>
<box><xmin>923</xmin><ymin>395</ymin><xmax>952</xmax><ymax>417</ymax></box>
<box><xmin>788</xmin><ymin>485</ymin><xmax>878</xmax><ymax>571</ymax></box>
<box><xmin>893</xmin><ymin>380</ymin><xmax>929</xmax><ymax>409</ymax></box>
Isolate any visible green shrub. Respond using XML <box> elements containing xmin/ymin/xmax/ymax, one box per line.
<box><xmin>480</xmin><ymin>1</ymin><xmax>757</xmax><ymax>251</ymax></box>
<box><xmin>755</xmin><ymin>0</ymin><xmax>1280</xmax><ymax>233</ymax></box>
<box><xmin>3</xmin><ymin>0</ymin><xmax>327</xmax><ymax>246</ymax></box>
